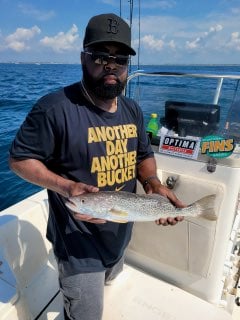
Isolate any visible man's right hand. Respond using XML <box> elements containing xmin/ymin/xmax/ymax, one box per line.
<box><xmin>67</xmin><ymin>182</ymin><xmax>106</xmax><ymax>224</ymax></box>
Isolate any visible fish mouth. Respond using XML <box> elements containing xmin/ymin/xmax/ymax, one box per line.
<box><xmin>65</xmin><ymin>199</ymin><xmax>77</xmax><ymax>211</ymax></box>
<box><xmin>68</xmin><ymin>199</ymin><xmax>76</xmax><ymax>206</ymax></box>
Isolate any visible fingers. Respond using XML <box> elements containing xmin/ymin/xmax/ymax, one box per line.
<box><xmin>169</xmin><ymin>196</ymin><xmax>186</xmax><ymax>208</ymax></box>
<box><xmin>155</xmin><ymin>216</ymin><xmax>184</xmax><ymax>226</ymax></box>
<box><xmin>84</xmin><ymin>185</ymin><xmax>99</xmax><ymax>193</ymax></box>
<box><xmin>164</xmin><ymin>192</ymin><xmax>186</xmax><ymax>209</ymax></box>
<box><xmin>149</xmin><ymin>184</ymin><xmax>186</xmax><ymax>208</ymax></box>
<box><xmin>164</xmin><ymin>190</ymin><xmax>186</xmax><ymax>208</ymax></box>
<box><xmin>175</xmin><ymin>216</ymin><xmax>184</xmax><ymax>222</ymax></box>
<box><xmin>68</xmin><ymin>182</ymin><xmax>99</xmax><ymax>198</ymax></box>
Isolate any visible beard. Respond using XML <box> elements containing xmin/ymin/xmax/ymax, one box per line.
<box><xmin>82</xmin><ymin>64</ymin><xmax>127</xmax><ymax>99</ymax></box>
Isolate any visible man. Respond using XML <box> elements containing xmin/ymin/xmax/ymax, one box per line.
<box><xmin>9</xmin><ymin>13</ymin><xmax>184</xmax><ymax>320</ymax></box>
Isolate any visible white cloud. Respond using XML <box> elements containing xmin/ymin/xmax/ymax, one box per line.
<box><xmin>185</xmin><ymin>37</ymin><xmax>201</xmax><ymax>50</ymax></box>
<box><xmin>140</xmin><ymin>0</ymin><xmax>176</xmax><ymax>9</ymax></box>
<box><xmin>4</xmin><ymin>26</ymin><xmax>41</xmax><ymax>52</ymax></box>
<box><xmin>7</xmin><ymin>40</ymin><xmax>26</xmax><ymax>52</ymax></box>
<box><xmin>140</xmin><ymin>35</ymin><xmax>165</xmax><ymax>51</ymax></box>
<box><xmin>206</xmin><ymin>24</ymin><xmax>223</xmax><ymax>35</ymax></box>
<box><xmin>40</xmin><ymin>25</ymin><xmax>79</xmax><ymax>52</ymax></box>
<box><xmin>18</xmin><ymin>3</ymin><xmax>55</xmax><ymax>21</ymax></box>
<box><xmin>185</xmin><ymin>24</ymin><xmax>223</xmax><ymax>50</ymax></box>
<box><xmin>6</xmin><ymin>26</ymin><xmax>41</xmax><ymax>42</ymax></box>
<box><xmin>168</xmin><ymin>39</ymin><xmax>176</xmax><ymax>49</ymax></box>
<box><xmin>134</xmin><ymin>15</ymin><xmax>186</xmax><ymax>36</ymax></box>
<box><xmin>130</xmin><ymin>10</ymin><xmax>239</xmax><ymax>64</ymax></box>
<box><xmin>231</xmin><ymin>7</ymin><xmax>240</xmax><ymax>14</ymax></box>
<box><xmin>226</xmin><ymin>31</ymin><xmax>240</xmax><ymax>51</ymax></box>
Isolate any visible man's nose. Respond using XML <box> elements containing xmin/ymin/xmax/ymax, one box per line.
<box><xmin>104</xmin><ymin>61</ymin><xmax>117</xmax><ymax>71</ymax></box>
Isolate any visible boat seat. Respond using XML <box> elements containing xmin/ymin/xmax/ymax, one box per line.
<box><xmin>0</xmin><ymin>190</ymin><xmax>60</xmax><ymax>320</ymax></box>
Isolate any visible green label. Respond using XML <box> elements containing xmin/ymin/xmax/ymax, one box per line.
<box><xmin>201</xmin><ymin>135</ymin><xmax>234</xmax><ymax>158</ymax></box>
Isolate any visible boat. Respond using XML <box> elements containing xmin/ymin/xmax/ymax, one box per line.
<box><xmin>1</xmin><ymin>69</ymin><xmax>240</xmax><ymax>319</ymax></box>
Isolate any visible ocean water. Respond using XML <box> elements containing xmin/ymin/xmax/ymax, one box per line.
<box><xmin>1</xmin><ymin>63</ymin><xmax>240</xmax><ymax>211</ymax></box>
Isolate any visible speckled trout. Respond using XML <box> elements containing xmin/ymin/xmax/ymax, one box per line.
<box><xmin>65</xmin><ymin>191</ymin><xmax>217</xmax><ymax>223</ymax></box>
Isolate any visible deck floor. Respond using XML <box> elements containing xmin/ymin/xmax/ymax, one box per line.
<box><xmin>39</xmin><ymin>264</ymin><xmax>239</xmax><ymax>320</ymax></box>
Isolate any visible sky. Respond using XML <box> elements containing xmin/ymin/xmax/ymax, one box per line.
<box><xmin>1</xmin><ymin>0</ymin><xmax>240</xmax><ymax>65</ymax></box>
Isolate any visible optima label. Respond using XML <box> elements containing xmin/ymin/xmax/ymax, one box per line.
<box><xmin>159</xmin><ymin>135</ymin><xmax>201</xmax><ymax>159</ymax></box>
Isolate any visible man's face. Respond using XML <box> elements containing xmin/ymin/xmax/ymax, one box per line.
<box><xmin>81</xmin><ymin>44</ymin><xmax>129</xmax><ymax>99</ymax></box>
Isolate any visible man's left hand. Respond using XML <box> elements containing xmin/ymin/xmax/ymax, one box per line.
<box><xmin>145</xmin><ymin>183</ymin><xmax>185</xmax><ymax>226</ymax></box>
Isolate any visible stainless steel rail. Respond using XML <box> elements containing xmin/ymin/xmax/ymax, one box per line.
<box><xmin>127</xmin><ymin>70</ymin><xmax>240</xmax><ymax>105</ymax></box>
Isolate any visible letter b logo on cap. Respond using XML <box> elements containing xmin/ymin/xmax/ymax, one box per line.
<box><xmin>107</xmin><ymin>18</ymin><xmax>119</xmax><ymax>34</ymax></box>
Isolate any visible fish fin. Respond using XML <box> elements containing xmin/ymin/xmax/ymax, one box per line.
<box><xmin>195</xmin><ymin>194</ymin><xmax>218</xmax><ymax>221</ymax></box>
<box><xmin>108</xmin><ymin>208</ymin><xmax>129</xmax><ymax>223</ymax></box>
<box><xmin>108</xmin><ymin>218</ymin><xmax>128</xmax><ymax>223</ymax></box>
<box><xmin>109</xmin><ymin>208</ymin><xmax>129</xmax><ymax>217</ymax></box>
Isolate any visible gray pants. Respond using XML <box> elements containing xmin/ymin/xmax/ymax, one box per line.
<box><xmin>57</xmin><ymin>257</ymin><xmax>124</xmax><ymax>320</ymax></box>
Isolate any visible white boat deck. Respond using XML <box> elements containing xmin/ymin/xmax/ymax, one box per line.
<box><xmin>103</xmin><ymin>264</ymin><xmax>234</xmax><ymax>320</ymax></box>
<box><xmin>36</xmin><ymin>263</ymin><xmax>239</xmax><ymax>320</ymax></box>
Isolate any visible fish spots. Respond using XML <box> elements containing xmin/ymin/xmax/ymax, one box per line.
<box><xmin>66</xmin><ymin>191</ymin><xmax>217</xmax><ymax>222</ymax></box>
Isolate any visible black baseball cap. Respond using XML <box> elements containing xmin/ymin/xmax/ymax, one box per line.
<box><xmin>83</xmin><ymin>13</ymin><xmax>136</xmax><ymax>56</ymax></box>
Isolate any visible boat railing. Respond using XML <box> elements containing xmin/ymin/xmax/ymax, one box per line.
<box><xmin>127</xmin><ymin>70</ymin><xmax>240</xmax><ymax>104</ymax></box>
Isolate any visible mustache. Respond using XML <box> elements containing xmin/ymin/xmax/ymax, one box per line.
<box><xmin>99</xmin><ymin>73</ymin><xmax>120</xmax><ymax>83</ymax></box>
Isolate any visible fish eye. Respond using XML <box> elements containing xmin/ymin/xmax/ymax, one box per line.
<box><xmin>81</xmin><ymin>199</ymin><xmax>85</xmax><ymax>204</ymax></box>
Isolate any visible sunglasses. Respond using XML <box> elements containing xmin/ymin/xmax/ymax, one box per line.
<box><xmin>83</xmin><ymin>51</ymin><xmax>129</xmax><ymax>66</ymax></box>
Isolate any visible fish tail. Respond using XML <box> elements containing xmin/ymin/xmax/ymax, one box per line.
<box><xmin>195</xmin><ymin>194</ymin><xmax>217</xmax><ymax>221</ymax></box>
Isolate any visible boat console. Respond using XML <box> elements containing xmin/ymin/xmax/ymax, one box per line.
<box><xmin>163</xmin><ymin>100</ymin><xmax>220</xmax><ymax>137</ymax></box>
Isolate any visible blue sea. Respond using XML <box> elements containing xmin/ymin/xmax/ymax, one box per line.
<box><xmin>1</xmin><ymin>63</ymin><xmax>240</xmax><ymax>211</ymax></box>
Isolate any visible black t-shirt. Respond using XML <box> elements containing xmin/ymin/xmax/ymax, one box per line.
<box><xmin>10</xmin><ymin>82</ymin><xmax>153</xmax><ymax>273</ymax></box>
